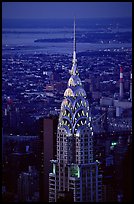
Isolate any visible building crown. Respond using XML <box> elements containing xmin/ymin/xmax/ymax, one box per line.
<box><xmin>57</xmin><ymin>18</ymin><xmax>92</xmax><ymax>136</ymax></box>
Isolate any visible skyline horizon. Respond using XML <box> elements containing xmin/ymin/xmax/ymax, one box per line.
<box><xmin>3</xmin><ymin>16</ymin><xmax>132</xmax><ymax>20</ymax></box>
<box><xmin>2</xmin><ymin>2</ymin><xmax>132</xmax><ymax>20</ymax></box>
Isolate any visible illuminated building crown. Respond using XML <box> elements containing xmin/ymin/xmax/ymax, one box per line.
<box><xmin>58</xmin><ymin>18</ymin><xmax>91</xmax><ymax>136</ymax></box>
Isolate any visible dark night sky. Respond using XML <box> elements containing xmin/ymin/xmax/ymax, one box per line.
<box><xmin>2</xmin><ymin>2</ymin><xmax>132</xmax><ymax>19</ymax></box>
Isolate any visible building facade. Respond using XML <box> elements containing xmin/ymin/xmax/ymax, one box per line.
<box><xmin>39</xmin><ymin>116</ymin><xmax>58</xmax><ymax>202</ymax></box>
<box><xmin>49</xmin><ymin>19</ymin><xmax>102</xmax><ymax>202</ymax></box>
<box><xmin>17</xmin><ymin>166</ymin><xmax>39</xmax><ymax>202</ymax></box>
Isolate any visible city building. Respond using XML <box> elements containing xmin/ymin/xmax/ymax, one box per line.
<box><xmin>49</xmin><ymin>19</ymin><xmax>102</xmax><ymax>202</ymax></box>
<box><xmin>2</xmin><ymin>135</ymin><xmax>39</xmax><ymax>199</ymax></box>
<box><xmin>38</xmin><ymin>116</ymin><xmax>58</xmax><ymax>202</ymax></box>
<box><xmin>17</xmin><ymin>166</ymin><xmax>39</xmax><ymax>202</ymax></box>
<box><xmin>129</xmin><ymin>72</ymin><xmax>132</xmax><ymax>101</ymax></box>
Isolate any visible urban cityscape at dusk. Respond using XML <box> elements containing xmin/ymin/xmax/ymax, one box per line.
<box><xmin>2</xmin><ymin>2</ymin><xmax>132</xmax><ymax>202</ymax></box>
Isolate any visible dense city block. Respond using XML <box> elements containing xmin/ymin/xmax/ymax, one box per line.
<box><xmin>2</xmin><ymin>15</ymin><xmax>132</xmax><ymax>202</ymax></box>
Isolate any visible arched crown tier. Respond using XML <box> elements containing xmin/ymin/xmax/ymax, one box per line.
<box><xmin>58</xmin><ymin>18</ymin><xmax>92</xmax><ymax>137</ymax></box>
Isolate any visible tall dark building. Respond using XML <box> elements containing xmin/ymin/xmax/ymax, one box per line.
<box><xmin>39</xmin><ymin>116</ymin><xmax>58</xmax><ymax>202</ymax></box>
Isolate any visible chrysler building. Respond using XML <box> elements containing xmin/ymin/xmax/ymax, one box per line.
<box><xmin>49</xmin><ymin>19</ymin><xmax>102</xmax><ymax>202</ymax></box>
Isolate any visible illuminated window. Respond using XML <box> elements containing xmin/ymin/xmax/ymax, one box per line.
<box><xmin>81</xmin><ymin>120</ymin><xmax>83</xmax><ymax>125</ymax></box>
<box><xmin>53</xmin><ymin>164</ymin><xmax>56</xmax><ymax>174</ymax></box>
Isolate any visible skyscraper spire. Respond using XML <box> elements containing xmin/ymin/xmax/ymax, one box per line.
<box><xmin>73</xmin><ymin>16</ymin><xmax>76</xmax><ymax>57</ymax></box>
<box><xmin>71</xmin><ymin>17</ymin><xmax>78</xmax><ymax>75</ymax></box>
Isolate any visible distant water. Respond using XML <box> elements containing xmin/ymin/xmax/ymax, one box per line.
<box><xmin>2</xmin><ymin>18</ymin><xmax>132</xmax><ymax>55</ymax></box>
<box><xmin>2</xmin><ymin>18</ymin><xmax>132</xmax><ymax>29</ymax></box>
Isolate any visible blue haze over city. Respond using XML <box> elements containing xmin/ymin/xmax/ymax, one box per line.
<box><xmin>2</xmin><ymin>2</ymin><xmax>132</xmax><ymax>203</ymax></box>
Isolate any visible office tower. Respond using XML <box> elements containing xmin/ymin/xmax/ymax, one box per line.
<box><xmin>119</xmin><ymin>67</ymin><xmax>124</xmax><ymax>100</ymax></box>
<box><xmin>49</xmin><ymin>19</ymin><xmax>102</xmax><ymax>202</ymax></box>
<box><xmin>122</xmin><ymin>143</ymin><xmax>132</xmax><ymax>202</ymax></box>
<box><xmin>39</xmin><ymin>116</ymin><xmax>58</xmax><ymax>202</ymax></box>
<box><xmin>6</xmin><ymin>151</ymin><xmax>35</xmax><ymax>194</ymax></box>
<box><xmin>2</xmin><ymin>134</ymin><xmax>39</xmax><ymax>199</ymax></box>
<box><xmin>17</xmin><ymin>166</ymin><xmax>39</xmax><ymax>202</ymax></box>
<box><xmin>3</xmin><ymin>97</ymin><xmax>13</xmax><ymax>134</ymax></box>
<box><xmin>113</xmin><ymin>135</ymin><xmax>131</xmax><ymax>202</ymax></box>
<box><xmin>130</xmin><ymin>72</ymin><xmax>132</xmax><ymax>101</ymax></box>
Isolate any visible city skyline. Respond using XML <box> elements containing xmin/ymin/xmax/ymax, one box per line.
<box><xmin>2</xmin><ymin>2</ymin><xmax>132</xmax><ymax>20</ymax></box>
<box><xmin>2</xmin><ymin>3</ymin><xmax>132</xmax><ymax>202</ymax></box>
